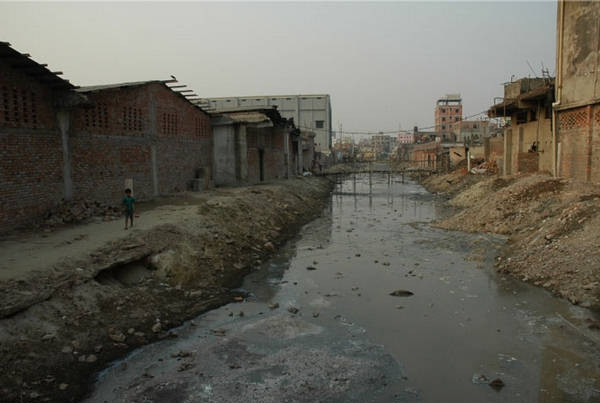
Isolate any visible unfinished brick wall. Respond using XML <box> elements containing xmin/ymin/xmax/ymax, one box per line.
<box><xmin>517</xmin><ymin>152</ymin><xmax>539</xmax><ymax>173</ymax></box>
<box><xmin>71</xmin><ymin>83</ymin><xmax>212</xmax><ymax>203</ymax></box>
<box><xmin>0</xmin><ymin>60</ymin><xmax>65</xmax><ymax>232</ymax></box>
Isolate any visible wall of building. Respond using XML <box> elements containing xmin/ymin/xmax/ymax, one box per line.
<box><xmin>212</xmin><ymin>123</ymin><xmax>237</xmax><ymax>186</ymax></box>
<box><xmin>558</xmin><ymin>1</ymin><xmax>600</xmax><ymax>108</ymax></box>
<box><xmin>0</xmin><ymin>59</ymin><xmax>65</xmax><ymax>232</ymax></box>
<box><xmin>503</xmin><ymin>109</ymin><xmax>552</xmax><ymax>175</ymax></box>
<box><xmin>246</xmin><ymin>127</ymin><xmax>287</xmax><ymax>184</ymax></box>
<box><xmin>555</xmin><ymin>1</ymin><xmax>600</xmax><ymax>183</ymax></box>
<box><xmin>408</xmin><ymin>143</ymin><xmax>441</xmax><ymax>168</ymax></box>
<box><xmin>71</xmin><ymin>83</ymin><xmax>212</xmax><ymax>204</ymax></box>
<box><xmin>557</xmin><ymin>104</ymin><xmax>600</xmax><ymax>182</ymax></box>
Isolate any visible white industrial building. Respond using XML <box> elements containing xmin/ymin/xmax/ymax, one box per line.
<box><xmin>200</xmin><ymin>94</ymin><xmax>332</xmax><ymax>153</ymax></box>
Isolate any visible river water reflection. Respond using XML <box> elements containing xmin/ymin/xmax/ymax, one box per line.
<box><xmin>85</xmin><ymin>174</ymin><xmax>600</xmax><ymax>403</ymax></box>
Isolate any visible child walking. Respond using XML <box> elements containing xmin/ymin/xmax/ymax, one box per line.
<box><xmin>122</xmin><ymin>188</ymin><xmax>135</xmax><ymax>230</ymax></box>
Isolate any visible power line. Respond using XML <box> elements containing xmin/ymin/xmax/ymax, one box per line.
<box><xmin>297</xmin><ymin>109</ymin><xmax>492</xmax><ymax>136</ymax></box>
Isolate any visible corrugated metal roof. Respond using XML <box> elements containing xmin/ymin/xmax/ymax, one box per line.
<box><xmin>0</xmin><ymin>42</ymin><xmax>76</xmax><ymax>91</ymax></box>
<box><xmin>75</xmin><ymin>80</ymin><xmax>165</xmax><ymax>93</ymax></box>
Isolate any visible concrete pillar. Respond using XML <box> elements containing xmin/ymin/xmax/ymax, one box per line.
<box><xmin>149</xmin><ymin>93</ymin><xmax>159</xmax><ymax>196</ymax></box>
<box><xmin>151</xmin><ymin>146</ymin><xmax>158</xmax><ymax>196</ymax></box>
<box><xmin>57</xmin><ymin>109</ymin><xmax>73</xmax><ymax>200</ymax></box>
<box><xmin>237</xmin><ymin>125</ymin><xmax>248</xmax><ymax>183</ymax></box>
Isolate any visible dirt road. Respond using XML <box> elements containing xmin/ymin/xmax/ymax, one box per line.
<box><xmin>0</xmin><ymin>177</ymin><xmax>333</xmax><ymax>403</ymax></box>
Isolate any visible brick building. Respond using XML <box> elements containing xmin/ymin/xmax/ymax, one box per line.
<box><xmin>72</xmin><ymin>81</ymin><xmax>212</xmax><ymax>202</ymax></box>
<box><xmin>0</xmin><ymin>43</ymin><xmax>212</xmax><ymax>233</ymax></box>
<box><xmin>435</xmin><ymin>94</ymin><xmax>463</xmax><ymax>135</ymax></box>
<box><xmin>554</xmin><ymin>0</ymin><xmax>600</xmax><ymax>182</ymax></box>
<box><xmin>0</xmin><ymin>42</ymin><xmax>82</xmax><ymax>232</ymax></box>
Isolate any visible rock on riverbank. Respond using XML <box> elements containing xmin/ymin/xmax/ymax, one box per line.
<box><xmin>0</xmin><ymin>177</ymin><xmax>333</xmax><ymax>403</ymax></box>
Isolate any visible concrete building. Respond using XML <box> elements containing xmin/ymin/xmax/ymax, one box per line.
<box><xmin>435</xmin><ymin>94</ymin><xmax>463</xmax><ymax>135</ymax></box>
<box><xmin>397</xmin><ymin>131</ymin><xmax>415</xmax><ymax>144</ymax></box>
<box><xmin>554</xmin><ymin>0</ymin><xmax>600</xmax><ymax>182</ymax></box>
<box><xmin>371</xmin><ymin>134</ymin><xmax>393</xmax><ymax>154</ymax></box>
<box><xmin>209</xmin><ymin>107</ymin><xmax>299</xmax><ymax>186</ymax></box>
<box><xmin>489</xmin><ymin>78</ymin><xmax>555</xmax><ymax>175</ymax></box>
<box><xmin>200</xmin><ymin>94</ymin><xmax>332</xmax><ymax>154</ymax></box>
<box><xmin>450</xmin><ymin>119</ymin><xmax>497</xmax><ymax>143</ymax></box>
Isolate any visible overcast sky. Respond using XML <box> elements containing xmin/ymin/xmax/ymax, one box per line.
<box><xmin>0</xmin><ymin>1</ymin><xmax>556</xmax><ymax>137</ymax></box>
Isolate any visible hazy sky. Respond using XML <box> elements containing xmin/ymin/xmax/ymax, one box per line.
<box><xmin>0</xmin><ymin>1</ymin><xmax>556</xmax><ymax>137</ymax></box>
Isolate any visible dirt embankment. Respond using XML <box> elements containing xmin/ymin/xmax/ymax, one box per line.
<box><xmin>422</xmin><ymin>172</ymin><xmax>600</xmax><ymax>310</ymax></box>
<box><xmin>0</xmin><ymin>177</ymin><xmax>333</xmax><ymax>403</ymax></box>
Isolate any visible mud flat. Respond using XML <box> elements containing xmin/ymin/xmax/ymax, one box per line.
<box><xmin>0</xmin><ymin>177</ymin><xmax>333</xmax><ymax>403</ymax></box>
<box><xmin>422</xmin><ymin>172</ymin><xmax>600</xmax><ymax>310</ymax></box>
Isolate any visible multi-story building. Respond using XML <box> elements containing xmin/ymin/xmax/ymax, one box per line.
<box><xmin>200</xmin><ymin>94</ymin><xmax>332</xmax><ymax>154</ymax></box>
<box><xmin>397</xmin><ymin>131</ymin><xmax>415</xmax><ymax>144</ymax></box>
<box><xmin>371</xmin><ymin>134</ymin><xmax>393</xmax><ymax>154</ymax></box>
<box><xmin>450</xmin><ymin>119</ymin><xmax>496</xmax><ymax>143</ymax></box>
<box><xmin>435</xmin><ymin>94</ymin><xmax>463</xmax><ymax>135</ymax></box>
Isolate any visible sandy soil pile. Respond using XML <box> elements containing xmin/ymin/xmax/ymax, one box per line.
<box><xmin>0</xmin><ymin>177</ymin><xmax>333</xmax><ymax>403</ymax></box>
<box><xmin>423</xmin><ymin>172</ymin><xmax>600</xmax><ymax>310</ymax></box>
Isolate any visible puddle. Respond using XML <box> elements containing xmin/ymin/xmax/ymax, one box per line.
<box><xmin>83</xmin><ymin>174</ymin><xmax>600</xmax><ymax>403</ymax></box>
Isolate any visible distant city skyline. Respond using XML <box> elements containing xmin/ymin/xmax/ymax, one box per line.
<box><xmin>0</xmin><ymin>2</ymin><xmax>556</xmax><ymax>139</ymax></box>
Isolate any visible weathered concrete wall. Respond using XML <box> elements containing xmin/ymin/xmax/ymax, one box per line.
<box><xmin>555</xmin><ymin>1</ymin><xmax>600</xmax><ymax>182</ymax></box>
<box><xmin>0</xmin><ymin>59</ymin><xmax>65</xmax><ymax>232</ymax></box>
<box><xmin>558</xmin><ymin>1</ymin><xmax>600</xmax><ymax>108</ymax></box>
<box><xmin>212</xmin><ymin>124</ymin><xmax>237</xmax><ymax>186</ymax></box>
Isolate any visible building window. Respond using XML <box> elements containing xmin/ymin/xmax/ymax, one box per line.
<box><xmin>441</xmin><ymin>108</ymin><xmax>446</xmax><ymax>113</ymax></box>
<box><xmin>442</xmin><ymin>117</ymin><xmax>446</xmax><ymax>121</ymax></box>
<box><xmin>455</xmin><ymin>108</ymin><xmax>459</xmax><ymax>113</ymax></box>
<box><xmin>315</xmin><ymin>120</ymin><xmax>324</xmax><ymax>129</ymax></box>
<box><xmin>442</xmin><ymin>125</ymin><xmax>446</xmax><ymax>130</ymax></box>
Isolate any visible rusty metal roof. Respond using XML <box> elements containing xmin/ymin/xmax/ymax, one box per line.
<box><xmin>0</xmin><ymin>42</ymin><xmax>76</xmax><ymax>91</ymax></box>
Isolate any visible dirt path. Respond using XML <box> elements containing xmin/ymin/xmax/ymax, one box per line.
<box><xmin>0</xmin><ymin>177</ymin><xmax>333</xmax><ymax>403</ymax></box>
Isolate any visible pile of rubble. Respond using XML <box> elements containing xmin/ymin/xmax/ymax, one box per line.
<box><xmin>43</xmin><ymin>199</ymin><xmax>122</xmax><ymax>227</ymax></box>
<box><xmin>470</xmin><ymin>159</ymin><xmax>499</xmax><ymax>175</ymax></box>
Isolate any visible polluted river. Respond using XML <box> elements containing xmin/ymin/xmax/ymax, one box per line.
<box><xmin>83</xmin><ymin>173</ymin><xmax>600</xmax><ymax>403</ymax></box>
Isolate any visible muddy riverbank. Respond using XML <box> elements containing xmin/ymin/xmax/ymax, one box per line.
<box><xmin>0</xmin><ymin>177</ymin><xmax>333</xmax><ymax>403</ymax></box>
<box><xmin>422</xmin><ymin>171</ymin><xmax>600</xmax><ymax>311</ymax></box>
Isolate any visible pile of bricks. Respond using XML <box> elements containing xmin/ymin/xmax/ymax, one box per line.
<box><xmin>43</xmin><ymin>199</ymin><xmax>122</xmax><ymax>227</ymax></box>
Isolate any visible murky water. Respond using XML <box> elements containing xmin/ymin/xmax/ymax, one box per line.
<box><xmin>84</xmin><ymin>174</ymin><xmax>600</xmax><ymax>403</ymax></box>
